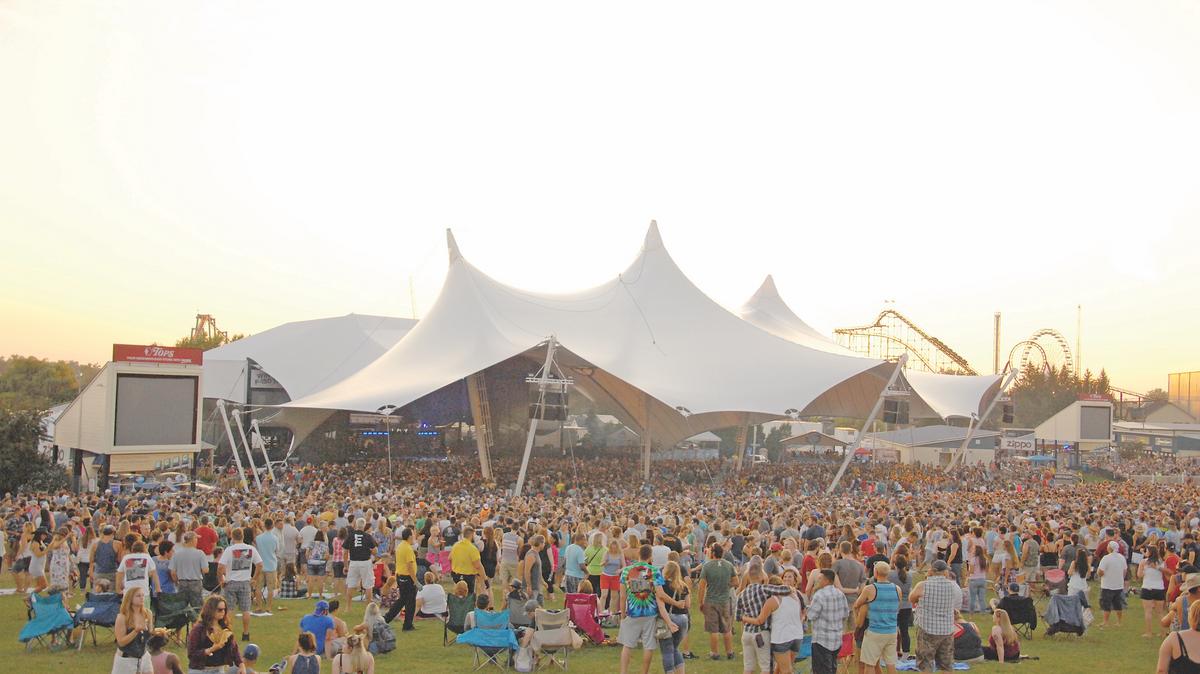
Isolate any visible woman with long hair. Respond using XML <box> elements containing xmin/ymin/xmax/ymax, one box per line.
<box><xmin>284</xmin><ymin>631</ymin><xmax>322</xmax><ymax>674</ymax></box>
<box><xmin>967</xmin><ymin>544</ymin><xmax>990</xmax><ymax>614</ymax></box>
<box><xmin>480</xmin><ymin>526</ymin><xmax>498</xmax><ymax>595</ymax></box>
<box><xmin>1157</xmin><ymin>600</ymin><xmax>1200</xmax><ymax>674</ymax></box>
<box><xmin>1142</xmin><ymin>546</ymin><xmax>1168</xmax><ymax>638</ymax></box>
<box><xmin>889</xmin><ymin>554</ymin><xmax>914</xmax><ymax>656</ymax></box>
<box><xmin>658</xmin><ymin>560</ymin><xmax>691</xmax><ymax>674</ymax></box>
<box><xmin>983</xmin><ymin>608</ymin><xmax>1020</xmax><ymax>662</ymax></box>
<box><xmin>307</xmin><ymin>530</ymin><xmax>329</xmax><ymax>600</ymax></box>
<box><xmin>187</xmin><ymin>594</ymin><xmax>242</xmax><ymax>673</ymax></box>
<box><xmin>332</xmin><ymin>633</ymin><xmax>375</xmax><ymax>674</ymax></box>
<box><xmin>600</xmin><ymin>539</ymin><xmax>623</xmax><ymax>617</ymax></box>
<box><xmin>112</xmin><ymin>585</ymin><xmax>153</xmax><ymax>674</ymax></box>
<box><xmin>1068</xmin><ymin>548</ymin><xmax>1090</xmax><ymax>597</ymax></box>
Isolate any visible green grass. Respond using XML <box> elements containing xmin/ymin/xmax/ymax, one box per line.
<box><xmin>2</xmin><ymin>580</ymin><xmax>1162</xmax><ymax>673</ymax></box>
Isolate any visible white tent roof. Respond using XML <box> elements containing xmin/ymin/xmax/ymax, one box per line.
<box><xmin>287</xmin><ymin>223</ymin><xmax>894</xmax><ymax>446</ymax></box>
<box><xmin>203</xmin><ymin>313</ymin><xmax>417</xmax><ymax>403</ymax></box>
<box><xmin>738</xmin><ymin>275</ymin><xmax>1002</xmax><ymax>420</ymax></box>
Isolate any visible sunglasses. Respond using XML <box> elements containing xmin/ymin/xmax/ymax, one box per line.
<box><xmin>216</xmin><ymin>606</ymin><xmax>228</xmax><ymax>612</ymax></box>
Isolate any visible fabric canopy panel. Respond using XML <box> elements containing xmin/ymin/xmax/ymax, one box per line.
<box><xmin>287</xmin><ymin>223</ymin><xmax>894</xmax><ymax>446</ymax></box>
<box><xmin>202</xmin><ymin>313</ymin><xmax>417</xmax><ymax>403</ymax></box>
<box><xmin>738</xmin><ymin>275</ymin><xmax>1002</xmax><ymax>420</ymax></box>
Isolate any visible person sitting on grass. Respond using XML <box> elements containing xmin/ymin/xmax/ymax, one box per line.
<box><xmin>282</xmin><ymin>631</ymin><xmax>322</xmax><ymax>674</ymax></box>
<box><xmin>326</xmin><ymin>599</ymin><xmax>350</xmax><ymax>658</ymax></box>
<box><xmin>416</xmin><ymin>575</ymin><xmax>451</xmax><ymax>618</ymax></box>
<box><xmin>280</xmin><ymin>562</ymin><xmax>309</xmax><ymax>600</ymax></box>
<box><xmin>983</xmin><ymin>608</ymin><xmax>1021</xmax><ymax>663</ymax></box>
<box><xmin>331</xmin><ymin>634</ymin><xmax>374</xmax><ymax>674</ymax></box>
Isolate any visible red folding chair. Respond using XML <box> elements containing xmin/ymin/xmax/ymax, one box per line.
<box><xmin>564</xmin><ymin>592</ymin><xmax>605</xmax><ymax>645</ymax></box>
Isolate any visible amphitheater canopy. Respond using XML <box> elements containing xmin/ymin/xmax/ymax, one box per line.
<box><xmin>286</xmin><ymin>223</ymin><xmax>895</xmax><ymax>446</ymax></box>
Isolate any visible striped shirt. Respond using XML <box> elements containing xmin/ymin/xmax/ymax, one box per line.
<box><xmin>809</xmin><ymin>585</ymin><xmax>849</xmax><ymax>651</ymax></box>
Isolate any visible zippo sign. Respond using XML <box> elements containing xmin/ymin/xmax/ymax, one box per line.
<box><xmin>1001</xmin><ymin>434</ymin><xmax>1035</xmax><ymax>453</ymax></box>
<box><xmin>112</xmin><ymin>344</ymin><xmax>204</xmax><ymax>366</ymax></box>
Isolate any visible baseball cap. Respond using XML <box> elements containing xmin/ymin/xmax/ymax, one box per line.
<box><xmin>314</xmin><ymin>600</ymin><xmax>330</xmax><ymax>615</ymax></box>
<box><xmin>770</xmin><ymin>542</ymin><xmax>783</xmax><ymax>552</ymax></box>
<box><xmin>931</xmin><ymin>560</ymin><xmax>949</xmax><ymax>572</ymax></box>
<box><xmin>243</xmin><ymin>644</ymin><xmax>260</xmax><ymax>661</ymax></box>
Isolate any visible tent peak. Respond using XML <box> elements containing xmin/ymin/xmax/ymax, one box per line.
<box><xmin>755</xmin><ymin>274</ymin><xmax>780</xmax><ymax>299</ymax></box>
<box><xmin>446</xmin><ymin>228</ymin><xmax>462</xmax><ymax>264</ymax></box>
<box><xmin>643</xmin><ymin>219</ymin><xmax>663</xmax><ymax>251</ymax></box>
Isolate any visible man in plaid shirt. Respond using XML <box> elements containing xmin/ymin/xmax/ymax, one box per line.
<box><xmin>808</xmin><ymin>569</ymin><xmax>849</xmax><ymax>674</ymax></box>
<box><xmin>909</xmin><ymin>560</ymin><xmax>963</xmax><ymax>672</ymax></box>
<box><xmin>735</xmin><ymin>560</ymin><xmax>792</xmax><ymax>673</ymax></box>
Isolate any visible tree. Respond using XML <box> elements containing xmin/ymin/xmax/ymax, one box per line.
<box><xmin>1145</xmin><ymin>387</ymin><xmax>1168</xmax><ymax>401</ymax></box>
<box><xmin>0</xmin><ymin>409</ymin><xmax>68</xmax><ymax>494</ymax></box>
<box><xmin>174</xmin><ymin>332</ymin><xmax>245</xmax><ymax>351</ymax></box>
<box><xmin>0</xmin><ymin>355</ymin><xmax>79</xmax><ymax>411</ymax></box>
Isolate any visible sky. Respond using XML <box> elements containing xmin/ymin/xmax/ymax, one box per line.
<box><xmin>1</xmin><ymin>1</ymin><xmax>1198</xmax><ymax>394</ymax></box>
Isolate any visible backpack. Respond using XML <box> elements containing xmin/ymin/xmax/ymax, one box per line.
<box><xmin>370</xmin><ymin>620</ymin><xmax>396</xmax><ymax>654</ymax></box>
<box><xmin>513</xmin><ymin>645</ymin><xmax>535</xmax><ymax>672</ymax></box>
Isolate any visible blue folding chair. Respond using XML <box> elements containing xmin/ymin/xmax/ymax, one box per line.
<box><xmin>74</xmin><ymin>592</ymin><xmax>121</xmax><ymax>649</ymax></box>
<box><xmin>20</xmin><ymin>591</ymin><xmax>75</xmax><ymax>653</ymax></box>
<box><xmin>457</xmin><ymin>608</ymin><xmax>519</xmax><ymax>670</ymax></box>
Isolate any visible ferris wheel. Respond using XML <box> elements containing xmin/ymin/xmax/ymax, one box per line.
<box><xmin>1005</xmin><ymin>328</ymin><xmax>1075</xmax><ymax>374</ymax></box>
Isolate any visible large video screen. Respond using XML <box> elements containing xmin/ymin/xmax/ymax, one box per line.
<box><xmin>1079</xmin><ymin>405</ymin><xmax>1111</xmax><ymax>440</ymax></box>
<box><xmin>114</xmin><ymin>374</ymin><xmax>198</xmax><ymax>446</ymax></box>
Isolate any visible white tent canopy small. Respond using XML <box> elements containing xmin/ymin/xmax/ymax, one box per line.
<box><xmin>203</xmin><ymin>313</ymin><xmax>417</xmax><ymax>404</ymax></box>
<box><xmin>738</xmin><ymin>275</ymin><xmax>1002</xmax><ymax>421</ymax></box>
<box><xmin>287</xmin><ymin>223</ymin><xmax>896</xmax><ymax>448</ymax></box>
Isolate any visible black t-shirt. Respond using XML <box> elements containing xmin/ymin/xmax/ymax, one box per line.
<box><xmin>345</xmin><ymin>530</ymin><xmax>377</xmax><ymax>562</ymax></box>
<box><xmin>663</xmin><ymin>535</ymin><xmax>683</xmax><ymax>554</ymax></box>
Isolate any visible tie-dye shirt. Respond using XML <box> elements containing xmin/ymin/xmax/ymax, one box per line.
<box><xmin>619</xmin><ymin>562</ymin><xmax>665</xmax><ymax>618</ymax></box>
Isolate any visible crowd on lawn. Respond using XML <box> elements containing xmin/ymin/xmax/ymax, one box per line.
<box><xmin>5</xmin><ymin>452</ymin><xmax>1200</xmax><ymax>673</ymax></box>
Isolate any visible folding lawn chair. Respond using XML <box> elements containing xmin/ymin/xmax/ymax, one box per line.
<box><xmin>456</xmin><ymin>608</ymin><xmax>519</xmax><ymax>670</ymax></box>
<box><xmin>997</xmin><ymin>594</ymin><xmax>1038</xmax><ymax>639</ymax></box>
<box><xmin>444</xmin><ymin>593</ymin><xmax>476</xmax><ymax>646</ymax></box>
<box><xmin>564</xmin><ymin>593</ymin><xmax>605</xmax><ymax>645</ymax></box>
<box><xmin>532</xmin><ymin>608</ymin><xmax>572</xmax><ymax>670</ymax></box>
<box><xmin>153</xmin><ymin>592</ymin><xmax>200</xmax><ymax>646</ymax></box>
<box><xmin>74</xmin><ymin>591</ymin><xmax>121</xmax><ymax>649</ymax></box>
<box><xmin>20</xmin><ymin>591</ymin><xmax>75</xmax><ymax>653</ymax></box>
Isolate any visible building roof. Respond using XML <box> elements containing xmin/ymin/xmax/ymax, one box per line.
<box><xmin>866</xmin><ymin>424</ymin><xmax>1001</xmax><ymax>447</ymax></box>
<box><xmin>1114</xmin><ymin>421</ymin><xmax>1200</xmax><ymax>433</ymax></box>
<box><xmin>781</xmin><ymin>431</ymin><xmax>847</xmax><ymax>447</ymax></box>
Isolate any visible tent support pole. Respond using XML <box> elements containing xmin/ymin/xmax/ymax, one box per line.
<box><xmin>231</xmin><ymin>409</ymin><xmax>263</xmax><ymax>490</ymax></box>
<box><xmin>642</xmin><ymin>396</ymin><xmax>652</xmax><ymax>483</ymax></box>
<box><xmin>827</xmin><ymin>355</ymin><xmax>906</xmax><ymax>494</ymax></box>
<box><xmin>735</xmin><ymin>415</ymin><xmax>750</xmax><ymax>472</ymax></box>
<box><xmin>217</xmin><ymin>400</ymin><xmax>250</xmax><ymax>492</ymax></box>
<box><xmin>515</xmin><ymin>337</ymin><xmax>559</xmax><ymax>497</ymax></box>
<box><xmin>946</xmin><ymin>368</ymin><xmax>1018</xmax><ymax>471</ymax></box>
<box><xmin>466</xmin><ymin>373</ymin><xmax>494</xmax><ymax>482</ymax></box>
<box><xmin>250</xmin><ymin>419</ymin><xmax>277</xmax><ymax>484</ymax></box>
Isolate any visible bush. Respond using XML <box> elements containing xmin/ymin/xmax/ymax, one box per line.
<box><xmin>0</xmin><ymin>409</ymin><xmax>69</xmax><ymax>494</ymax></box>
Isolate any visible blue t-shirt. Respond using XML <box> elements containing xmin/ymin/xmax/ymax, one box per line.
<box><xmin>256</xmin><ymin>531</ymin><xmax>279</xmax><ymax>572</ymax></box>
<box><xmin>156</xmin><ymin>558</ymin><xmax>176</xmax><ymax>594</ymax></box>
<box><xmin>564</xmin><ymin>544</ymin><xmax>586</xmax><ymax>580</ymax></box>
<box><xmin>299</xmin><ymin>613</ymin><xmax>335</xmax><ymax>653</ymax></box>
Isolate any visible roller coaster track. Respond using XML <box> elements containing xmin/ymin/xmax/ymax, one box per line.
<box><xmin>834</xmin><ymin>309</ymin><xmax>978</xmax><ymax>375</ymax></box>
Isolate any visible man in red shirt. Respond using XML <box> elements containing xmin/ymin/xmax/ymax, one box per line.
<box><xmin>195</xmin><ymin>516</ymin><xmax>218</xmax><ymax>556</ymax></box>
<box><xmin>799</xmin><ymin>539</ymin><xmax>819</xmax><ymax>593</ymax></box>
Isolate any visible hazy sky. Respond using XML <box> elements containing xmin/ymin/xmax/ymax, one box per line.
<box><xmin>2</xmin><ymin>1</ymin><xmax>1198</xmax><ymax>393</ymax></box>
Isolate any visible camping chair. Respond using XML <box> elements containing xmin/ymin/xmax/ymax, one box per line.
<box><xmin>1044</xmin><ymin>592</ymin><xmax>1089</xmax><ymax>637</ymax></box>
<box><xmin>508</xmin><ymin>593</ymin><xmax>534</xmax><ymax>629</ymax></box>
<box><xmin>532</xmin><ymin>608</ymin><xmax>573</xmax><ymax>670</ymax></box>
<box><xmin>20</xmin><ymin>591</ymin><xmax>75</xmax><ymax>653</ymax></box>
<box><xmin>427</xmin><ymin>550</ymin><xmax>453</xmax><ymax>578</ymax></box>
<box><xmin>444</xmin><ymin>593</ymin><xmax>476</xmax><ymax>646</ymax></box>
<box><xmin>997</xmin><ymin>594</ymin><xmax>1038</xmax><ymax>639</ymax></box>
<box><xmin>564</xmin><ymin>593</ymin><xmax>605</xmax><ymax>645</ymax></box>
<box><xmin>153</xmin><ymin>592</ymin><xmax>199</xmax><ymax>646</ymax></box>
<box><xmin>456</xmin><ymin>608</ymin><xmax>519</xmax><ymax>670</ymax></box>
<box><xmin>74</xmin><ymin>591</ymin><xmax>121</xmax><ymax>649</ymax></box>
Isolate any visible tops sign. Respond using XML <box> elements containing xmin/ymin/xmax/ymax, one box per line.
<box><xmin>112</xmin><ymin>344</ymin><xmax>203</xmax><ymax>366</ymax></box>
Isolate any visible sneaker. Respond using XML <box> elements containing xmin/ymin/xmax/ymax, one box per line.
<box><xmin>242</xmin><ymin>633</ymin><xmax>251</xmax><ymax>642</ymax></box>
<box><xmin>682</xmin><ymin>652</ymin><xmax>696</xmax><ymax>660</ymax></box>
<box><xmin>710</xmin><ymin>654</ymin><xmax>720</xmax><ymax>661</ymax></box>
<box><xmin>727</xmin><ymin>653</ymin><xmax>736</xmax><ymax>660</ymax></box>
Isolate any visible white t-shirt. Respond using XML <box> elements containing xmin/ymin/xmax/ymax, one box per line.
<box><xmin>120</xmin><ymin>553</ymin><xmax>156</xmax><ymax>594</ymax></box>
<box><xmin>219</xmin><ymin>543</ymin><xmax>264</xmax><ymax>583</ymax></box>
<box><xmin>1097</xmin><ymin>552</ymin><xmax>1128</xmax><ymax>591</ymax></box>
<box><xmin>417</xmin><ymin>583</ymin><xmax>448</xmax><ymax>615</ymax></box>
<box><xmin>651</xmin><ymin>545</ymin><xmax>671</xmax><ymax>568</ymax></box>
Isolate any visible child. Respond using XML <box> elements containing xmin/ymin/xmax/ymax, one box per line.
<box><xmin>284</xmin><ymin>631</ymin><xmax>322</xmax><ymax>674</ymax></box>
<box><xmin>147</xmin><ymin>631</ymin><xmax>185</xmax><ymax>674</ymax></box>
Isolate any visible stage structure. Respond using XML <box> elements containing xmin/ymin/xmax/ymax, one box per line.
<box><xmin>284</xmin><ymin>222</ymin><xmax>899</xmax><ymax>486</ymax></box>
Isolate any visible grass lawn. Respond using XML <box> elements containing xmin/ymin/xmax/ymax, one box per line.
<box><xmin>2</xmin><ymin>579</ymin><xmax>1161</xmax><ymax>673</ymax></box>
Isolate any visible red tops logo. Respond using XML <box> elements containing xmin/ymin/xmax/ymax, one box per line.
<box><xmin>112</xmin><ymin>344</ymin><xmax>203</xmax><ymax>366</ymax></box>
